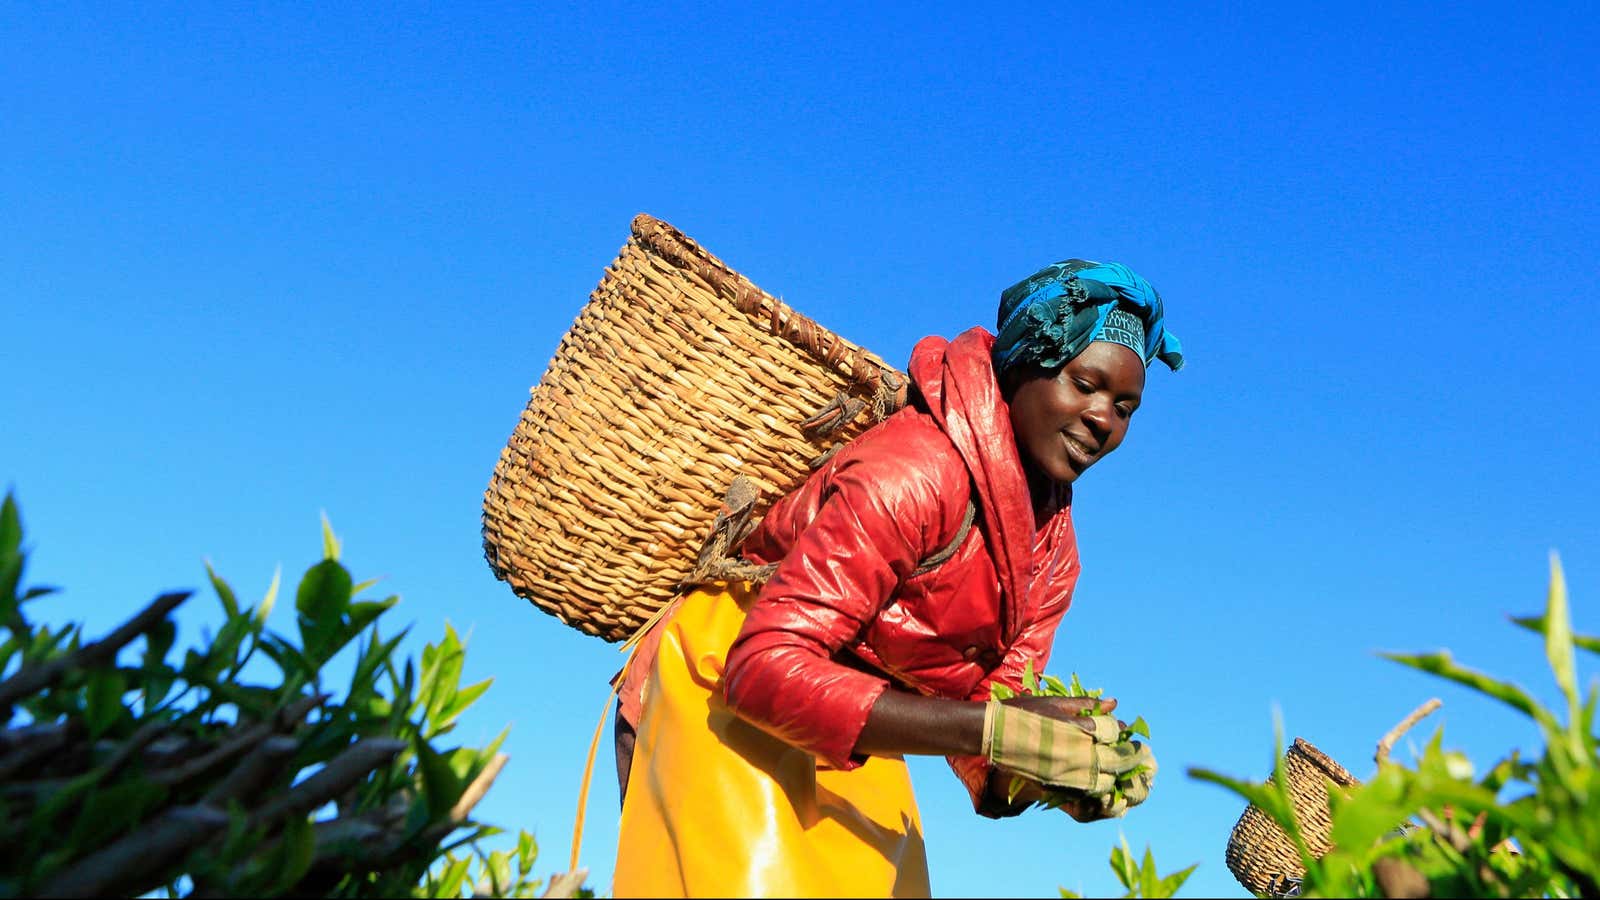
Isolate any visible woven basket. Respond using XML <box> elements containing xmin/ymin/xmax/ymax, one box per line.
<box><xmin>1224</xmin><ymin>737</ymin><xmax>1361</xmax><ymax>897</ymax></box>
<box><xmin>482</xmin><ymin>214</ymin><xmax>906</xmax><ymax>643</ymax></box>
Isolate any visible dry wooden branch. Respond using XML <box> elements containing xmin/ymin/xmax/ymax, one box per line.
<box><xmin>542</xmin><ymin>868</ymin><xmax>591</xmax><ymax>899</ymax></box>
<box><xmin>0</xmin><ymin>591</ymin><xmax>191</xmax><ymax>713</ymax></box>
<box><xmin>193</xmin><ymin>814</ymin><xmax>396</xmax><ymax>899</ymax></box>
<box><xmin>93</xmin><ymin>719</ymin><xmax>170</xmax><ymax>781</ymax></box>
<box><xmin>249</xmin><ymin>738</ymin><xmax>406</xmax><ymax>828</ymax></box>
<box><xmin>33</xmin><ymin>804</ymin><xmax>228</xmax><ymax>898</ymax></box>
<box><xmin>0</xmin><ymin>720</ymin><xmax>71</xmax><ymax>781</ymax></box>
<box><xmin>1376</xmin><ymin>698</ymin><xmax>1444</xmax><ymax>765</ymax></box>
<box><xmin>152</xmin><ymin>692</ymin><xmax>326</xmax><ymax>790</ymax></box>
<box><xmin>449</xmin><ymin>752</ymin><xmax>508</xmax><ymax>824</ymax></box>
<box><xmin>0</xmin><ymin>721</ymin><xmax>71</xmax><ymax>755</ymax></box>
<box><xmin>201</xmin><ymin>734</ymin><xmax>299</xmax><ymax>806</ymax></box>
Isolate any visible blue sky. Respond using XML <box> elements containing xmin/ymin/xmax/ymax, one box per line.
<box><xmin>4</xmin><ymin>2</ymin><xmax>1597</xmax><ymax>896</ymax></box>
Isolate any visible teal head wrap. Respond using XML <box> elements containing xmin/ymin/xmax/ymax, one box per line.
<box><xmin>992</xmin><ymin>258</ymin><xmax>1184</xmax><ymax>377</ymax></box>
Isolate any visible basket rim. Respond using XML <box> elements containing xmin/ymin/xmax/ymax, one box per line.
<box><xmin>1288</xmin><ymin>736</ymin><xmax>1360</xmax><ymax>787</ymax></box>
<box><xmin>628</xmin><ymin>213</ymin><xmax>901</xmax><ymax>394</ymax></box>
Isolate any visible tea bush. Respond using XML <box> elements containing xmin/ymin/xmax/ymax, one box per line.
<box><xmin>1190</xmin><ymin>553</ymin><xmax>1598</xmax><ymax>898</ymax></box>
<box><xmin>0</xmin><ymin>491</ymin><xmax>574</xmax><ymax>897</ymax></box>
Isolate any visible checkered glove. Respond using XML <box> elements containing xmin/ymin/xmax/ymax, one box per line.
<box><xmin>981</xmin><ymin>699</ymin><xmax>1149</xmax><ymax>795</ymax></box>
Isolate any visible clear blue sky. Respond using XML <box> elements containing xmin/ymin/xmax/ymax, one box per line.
<box><xmin>4</xmin><ymin>2</ymin><xmax>1597</xmax><ymax>896</ymax></box>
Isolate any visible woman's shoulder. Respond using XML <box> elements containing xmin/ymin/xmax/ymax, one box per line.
<box><xmin>828</xmin><ymin>407</ymin><xmax>973</xmax><ymax>534</ymax></box>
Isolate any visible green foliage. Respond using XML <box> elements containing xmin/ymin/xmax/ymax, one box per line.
<box><xmin>1188</xmin><ymin>552</ymin><xmax>1600</xmax><ymax>898</ymax></box>
<box><xmin>0</xmin><ymin>490</ymin><xmax>570</xmax><ymax>898</ymax></box>
<box><xmin>1059</xmin><ymin>836</ymin><xmax>1197</xmax><ymax>899</ymax></box>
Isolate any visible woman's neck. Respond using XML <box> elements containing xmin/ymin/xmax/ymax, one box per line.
<box><xmin>1022</xmin><ymin>460</ymin><xmax>1064</xmax><ymax>527</ymax></box>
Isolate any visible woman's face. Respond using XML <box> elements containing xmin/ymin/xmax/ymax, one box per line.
<box><xmin>1008</xmin><ymin>341</ymin><xmax>1146</xmax><ymax>484</ymax></box>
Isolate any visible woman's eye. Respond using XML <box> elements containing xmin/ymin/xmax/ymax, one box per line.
<box><xmin>1115</xmin><ymin>404</ymin><xmax>1135</xmax><ymax>419</ymax></box>
<box><xmin>1073</xmin><ymin>379</ymin><xmax>1094</xmax><ymax>394</ymax></box>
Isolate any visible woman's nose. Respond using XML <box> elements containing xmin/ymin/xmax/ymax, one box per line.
<box><xmin>1081</xmin><ymin>400</ymin><xmax>1114</xmax><ymax>438</ymax></box>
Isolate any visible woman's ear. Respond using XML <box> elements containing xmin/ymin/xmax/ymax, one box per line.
<box><xmin>998</xmin><ymin>366</ymin><xmax>1027</xmax><ymax>403</ymax></box>
<box><xmin>998</xmin><ymin>362</ymin><xmax>1061</xmax><ymax>403</ymax></box>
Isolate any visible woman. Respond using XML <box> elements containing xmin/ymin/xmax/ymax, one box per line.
<box><xmin>611</xmin><ymin>258</ymin><xmax>1184</xmax><ymax>897</ymax></box>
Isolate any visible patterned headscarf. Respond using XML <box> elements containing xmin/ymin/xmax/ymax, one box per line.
<box><xmin>991</xmin><ymin>258</ymin><xmax>1184</xmax><ymax>376</ymax></box>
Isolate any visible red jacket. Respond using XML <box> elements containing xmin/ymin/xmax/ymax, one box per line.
<box><xmin>722</xmin><ymin>326</ymin><xmax>1081</xmax><ymax>812</ymax></box>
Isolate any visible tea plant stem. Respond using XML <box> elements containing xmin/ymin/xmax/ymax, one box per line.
<box><xmin>34</xmin><ymin>804</ymin><xmax>228</xmax><ymax>897</ymax></box>
<box><xmin>201</xmin><ymin>734</ymin><xmax>299</xmax><ymax>806</ymax></box>
<box><xmin>153</xmin><ymin>692</ymin><xmax>326</xmax><ymax>789</ymax></box>
<box><xmin>0</xmin><ymin>720</ymin><xmax>71</xmax><ymax>780</ymax></box>
<box><xmin>249</xmin><ymin>738</ymin><xmax>406</xmax><ymax>827</ymax></box>
<box><xmin>0</xmin><ymin>591</ymin><xmax>191</xmax><ymax>712</ymax></box>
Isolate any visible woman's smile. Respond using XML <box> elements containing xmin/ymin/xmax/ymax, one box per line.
<box><xmin>1061</xmin><ymin>431</ymin><xmax>1098</xmax><ymax>470</ymax></box>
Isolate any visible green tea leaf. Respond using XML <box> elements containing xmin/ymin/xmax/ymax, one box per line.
<box><xmin>1542</xmin><ymin>553</ymin><xmax>1583</xmax><ymax>760</ymax></box>
<box><xmin>1158</xmin><ymin>864</ymin><xmax>1198</xmax><ymax>898</ymax></box>
<box><xmin>517</xmin><ymin>830</ymin><xmax>538</xmax><ymax>876</ymax></box>
<box><xmin>1510</xmin><ymin>615</ymin><xmax>1600</xmax><ymax>656</ymax></box>
<box><xmin>348</xmin><ymin>597</ymin><xmax>398</xmax><ymax>638</ymax></box>
<box><xmin>1139</xmin><ymin>844</ymin><xmax>1159</xmax><ymax>898</ymax></box>
<box><xmin>256</xmin><ymin>565</ymin><xmax>282</xmax><ymax>626</ymax></box>
<box><xmin>144</xmin><ymin>618</ymin><xmax>176</xmax><ymax>666</ymax></box>
<box><xmin>0</xmin><ymin>491</ymin><xmax>20</xmax><ymax>558</ymax></box>
<box><xmin>273</xmin><ymin>816</ymin><xmax>317</xmax><ymax>894</ymax></box>
<box><xmin>436</xmin><ymin>856</ymin><xmax>470</xmax><ymax>898</ymax></box>
<box><xmin>351</xmin><ymin>575</ymin><xmax>385</xmax><ymax>596</ymax></box>
<box><xmin>1381</xmin><ymin>650</ymin><xmax>1562</xmax><ymax>735</ymax></box>
<box><xmin>351</xmin><ymin>627</ymin><xmax>410</xmax><ymax>707</ymax></box>
<box><xmin>296</xmin><ymin>559</ymin><xmax>353</xmax><ymax>663</ymax></box>
<box><xmin>487</xmin><ymin>848</ymin><xmax>512</xmax><ymax>896</ymax></box>
<box><xmin>205</xmin><ymin>560</ymin><xmax>239</xmax><ymax>618</ymax></box>
<box><xmin>1109</xmin><ymin>835</ymin><xmax>1138</xmax><ymax>890</ymax></box>
<box><xmin>64</xmin><ymin>778</ymin><xmax>167</xmax><ymax>851</ymax></box>
<box><xmin>416</xmin><ymin>736</ymin><xmax>464</xmax><ymax>819</ymax></box>
<box><xmin>436</xmin><ymin>678</ymin><xmax>493</xmax><ymax>733</ymax></box>
<box><xmin>320</xmin><ymin>511</ymin><xmax>341</xmax><ymax>561</ymax></box>
<box><xmin>1022</xmin><ymin>658</ymin><xmax>1038</xmax><ymax>693</ymax></box>
<box><xmin>85</xmin><ymin>668</ymin><xmax>126</xmax><ymax>738</ymax></box>
<box><xmin>1328</xmin><ymin>766</ymin><xmax>1412</xmax><ymax>858</ymax></box>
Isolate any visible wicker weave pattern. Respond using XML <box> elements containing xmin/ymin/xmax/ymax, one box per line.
<box><xmin>482</xmin><ymin>215</ymin><xmax>904</xmax><ymax>643</ymax></box>
<box><xmin>1225</xmin><ymin>737</ymin><xmax>1361</xmax><ymax>897</ymax></box>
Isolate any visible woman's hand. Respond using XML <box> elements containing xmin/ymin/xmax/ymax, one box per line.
<box><xmin>1001</xmin><ymin>694</ymin><xmax>1119</xmax><ymax>729</ymax></box>
<box><xmin>981</xmin><ymin>697</ymin><xmax>1147</xmax><ymax>795</ymax></box>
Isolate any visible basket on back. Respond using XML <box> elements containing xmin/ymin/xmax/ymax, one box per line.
<box><xmin>482</xmin><ymin>214</ymin><xmax>906</xmax><ymax>643</ymax></box>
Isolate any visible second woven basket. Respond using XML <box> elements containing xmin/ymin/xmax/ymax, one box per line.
<box><xmin>1224</xmin><ymin>738</ymin><xmax>1360</xmax><ymax>897</ymax></box>
<box><xmin>1223</xmin><ymin>699</ymin><xmax>1442</xmax><ymax>897</ymax></box>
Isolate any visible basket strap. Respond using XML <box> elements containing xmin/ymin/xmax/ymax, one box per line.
<box><xmin>911</xmin><ymin>499</ymin><xmax>977</xmax><ymax>577</ymax></box>
<box><xmin>568</xmin><ymin>663</ymin><xmax>626</xmax><ymax>875</ymax></box>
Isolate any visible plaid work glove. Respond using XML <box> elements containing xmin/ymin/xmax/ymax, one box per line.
<box><xmin>1089</xmin><ymin>742</ymin><xmax>1158</xmax><ymax>817</ymax></box>
<box><xmin>981</xmin><ymin>699</ymin><xmax>1148</xmax><ymax>795</ymax></box>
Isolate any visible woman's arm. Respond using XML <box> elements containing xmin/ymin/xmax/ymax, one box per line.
<box><xmin>855</xmin><ymin>691</ymin><xmax>1115</xmax><ymax>757</ymax></box>
<box><xmin>856</xmin><ymin>691</ymin><xmax>1120</xmax><ymax>819</ymax></box>
<box><xmin>857</xmin><ymin>691</ymin><xmax>1121</xmax><ymax>819</ymax></box>
<box><xmin>722</xmin><ymin>438</ymin><xmax>963</xmax><ymax>768</ymax></box>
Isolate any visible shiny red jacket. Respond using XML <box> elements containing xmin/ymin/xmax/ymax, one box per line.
<box><xmin>722</xmin><ymin>326</ymin><xmax>1081</xmax><ymax>812</ymax></box>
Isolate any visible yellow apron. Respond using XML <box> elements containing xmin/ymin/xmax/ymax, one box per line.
<box><xmin>612</xmin><ymin>581</ymin><xmax>931</xmax><ymax>898</ymax></box>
